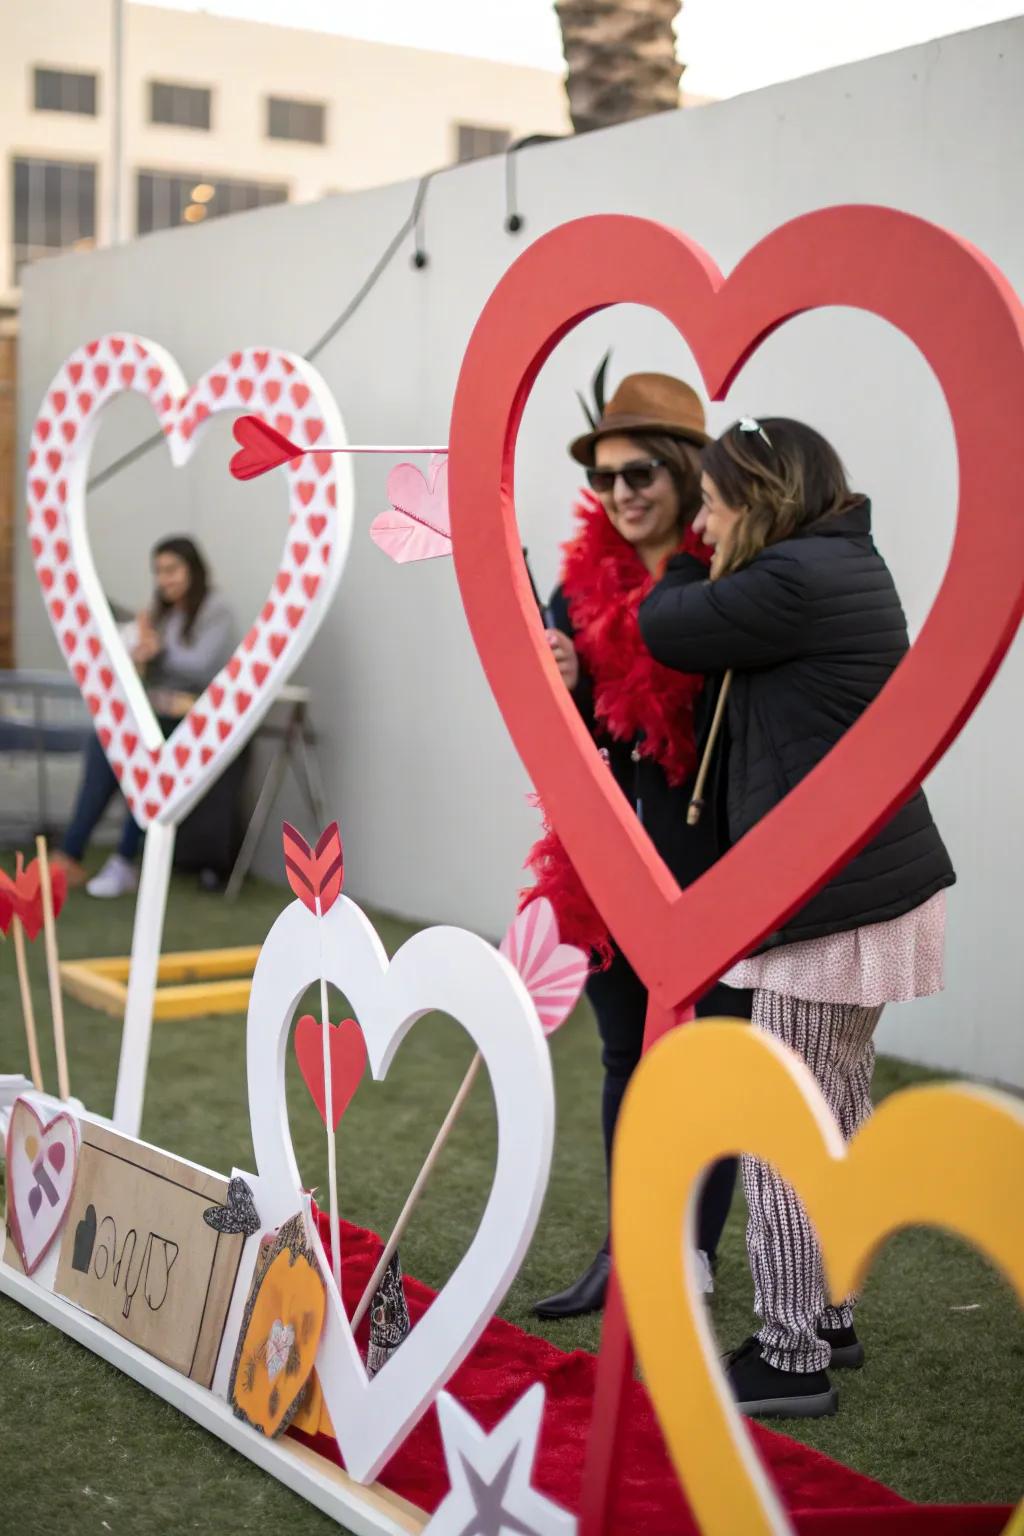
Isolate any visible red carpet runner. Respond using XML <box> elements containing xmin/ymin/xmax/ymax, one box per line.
<box><xmin>294</xmin><ymin>1215</ymin><xmax>1011</xmax><ymax>1533</ymax></box>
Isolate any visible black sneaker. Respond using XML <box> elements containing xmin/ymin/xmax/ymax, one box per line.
<box><xmin>724</xmin><ymin>1336</ymin><xmax>838</xmax><ymax>1418</ymax></box>
<box><xmin>818</xmin><ymin>1323</ymin><xmax>865</xmax><ymax>1370</ymax></box>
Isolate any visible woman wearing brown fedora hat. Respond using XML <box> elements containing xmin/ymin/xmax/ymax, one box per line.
<box><xmin>528</xmin><ymin>364</ymin><xmax>752</xmax><ymax>1321</ymax></box>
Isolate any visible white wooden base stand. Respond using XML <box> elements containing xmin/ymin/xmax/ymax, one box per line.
<box><xmin>0</xmin><ymin>1260</ymin><xmax>426</xmax><ymax>1535</ymax></box>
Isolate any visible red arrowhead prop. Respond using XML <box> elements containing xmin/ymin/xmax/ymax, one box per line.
<box><xmin>282</xmin><ymin>821</ymin><xmax>344</xmax><ymax>916</ymax></box>
<box><xmin>294</xmin><ymin>1015</ymin><xmax>367</xmax><ymax>1130</ymax></box>
<box><xmin>229</xmin><ymin>414</ymin><xmax>304</xmax><ymax>480</ymax></box>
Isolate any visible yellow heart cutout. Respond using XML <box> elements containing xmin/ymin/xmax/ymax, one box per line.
<box><xmin>612</xmin><ymin>1022</ymin><xmax>1024</xmax><ymax>1536</ymax></box>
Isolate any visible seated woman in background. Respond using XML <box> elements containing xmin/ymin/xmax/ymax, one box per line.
<box><xmin>53</xmin><ymin>536</ymin><xmax>235</xmax><ymax>898</ymax></box>
<box><xmin>639</xmin><ymin>417</ymin><xmax>954</xmax><ymax>1417</ymax></box>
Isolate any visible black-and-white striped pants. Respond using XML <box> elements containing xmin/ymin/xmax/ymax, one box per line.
<box><xmin>744</xmin><ymin>990</ymin><xmax>883</xmax><ymax>1373</ymax></box>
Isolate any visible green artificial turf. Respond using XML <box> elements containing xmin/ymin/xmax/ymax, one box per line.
<box><xmin>0</xmin><ymin>860</ymin><xmax>1020</xmax><ymax>1534</ymax></box>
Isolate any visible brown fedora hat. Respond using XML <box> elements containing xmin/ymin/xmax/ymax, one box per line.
<box><xmin>570</xmin><ymin>372</ymin><xmax>708</xmax><ymax>465</ymax></box>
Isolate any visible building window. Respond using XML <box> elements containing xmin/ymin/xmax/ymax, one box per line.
<box><xmin>149</xmin><ymin>81</ymin><xmax>211</xmax><ymax>130</ymax></box>
<box><xmin>456</xmin><ymin>123</ymin><xmax>512</xmax><ymax>163</ymax></box>
<box><xmin>267</xmin><ymin>97</ymin><xmax>326</xmax><ymax>145</ymax></box>
<box><xmin>34</xmin><ymin>68</ymin><xmax>98</xmax><ymax>116</ymax></box>
<box><xmin>136</xmin><ymin>170</ymin><xmax>288</xmax><ymax>235</ymax></box>
<box><xmin>12</xmin><ymin>157</ymin><xmax>96</xmax><ymax>280</ymax></box>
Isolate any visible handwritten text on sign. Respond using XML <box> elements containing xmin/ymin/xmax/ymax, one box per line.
<box><xmin>54</xmin><ymin>1122</ymin><xmax>244</xmax><ymax>1385</ymax></box>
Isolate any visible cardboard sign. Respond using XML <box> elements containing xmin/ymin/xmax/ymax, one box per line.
<box><xmin>53</xmin><ymin>1122</ymin><xmax>244</xmax><ymax>1385</ymax></box>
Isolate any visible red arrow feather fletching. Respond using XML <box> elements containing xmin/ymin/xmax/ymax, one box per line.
<box><xmin>282</xmin><ymin>821</ymin><xmax>344</xmax><ymax>915</ymax></box>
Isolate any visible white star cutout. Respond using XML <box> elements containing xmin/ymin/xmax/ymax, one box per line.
<box><xmin>424</xmin><ymin>1385</ymin><xmax>577</xmax><ymax>1536</ymax></box>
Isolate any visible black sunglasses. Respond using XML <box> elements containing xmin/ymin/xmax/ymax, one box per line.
<box><xmin>585</xmin><ymin>458</ymin><xmax>666</xmax><ymax>494</ymax></box>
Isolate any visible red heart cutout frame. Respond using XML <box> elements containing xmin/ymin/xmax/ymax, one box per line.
<box><xmin>294</xmin><ymin>1014</ymin><xmax>368</xmax><ymax>1130</ymax></box>
<box><xmin>448</xmin><ymin>206</ymin><xmax>1024</xmax><ymax>1013</ymax></box>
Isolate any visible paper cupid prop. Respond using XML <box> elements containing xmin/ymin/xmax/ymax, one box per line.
<box><xmin>282</xmin><ymin>821</ymin><xmax>347</xmax><ymax>1291</ymax></box>
<box><xmin>229</xmin><ymin>414</ymin><xmax>446</xmax><ymax>481</ymax></box>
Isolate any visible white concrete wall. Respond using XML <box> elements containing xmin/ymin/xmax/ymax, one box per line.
<box><xmin>14</xmin><ymin>19</ymin><xmax>1024</xmax><ymax>1086</ymax></box>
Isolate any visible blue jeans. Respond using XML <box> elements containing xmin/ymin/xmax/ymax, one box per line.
<box><xmin>62</xmin><ymin>730</ymin><xmax>150</xmax><ymax>863</ymax></box>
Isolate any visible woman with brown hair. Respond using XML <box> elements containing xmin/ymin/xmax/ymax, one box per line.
<box><xmin>530</xmin><ymin>370</ymin><xmax>752</xmax><ymax>1321</ymax></box>
<box><xmin>54</xmin><ymin>536</ymin><xmax>235</xmax><ymax>897</ymax></box>
<box><xmin>639</xmin><ymin>417</ymin><xmax>954</xmax><ymax>1416</ymax></box>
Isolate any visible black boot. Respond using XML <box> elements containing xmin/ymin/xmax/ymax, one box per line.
<box><xmin>818</xmin><ymin>1323</ymin><xmax>865</xmax><ymax>1369</ymax></box>
<box><xmin>533</xmin><ymin>1249</ymin><xmax>610</xmax><ymax>1320</ymax></box>
<box><xmin>724</xmin><ymin>1336</ymin><xmax>838</xmax><ymax>1418</ymax></box>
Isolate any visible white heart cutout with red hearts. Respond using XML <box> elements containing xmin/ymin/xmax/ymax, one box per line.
<box><xmin>27</xmin><ymin>335</ymin><xmax>351</xmax><ymax>827</ymax></box>
<box><xmin>244</xmin><ymin>895</ymin><xmax>555</xmax><ymax>1484</ymax></box>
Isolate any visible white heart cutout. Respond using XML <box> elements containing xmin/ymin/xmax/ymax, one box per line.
<box><xmin>27</xmin><ymin>335</ymin><xmax>352</xmax><ymax>826</ymax></box>
<box><xmin>246</xmin><ymin>896</ymin><xmax>555</xmax><ymax>1484</ymax></box>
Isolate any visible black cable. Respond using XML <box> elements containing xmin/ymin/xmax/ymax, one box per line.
<box><xmin>85</xmin><ymin>169</ymin><xmax>436</xmax><ymax>492</ymax></box>
<box><xmin>504</xmin><ymin>134</ymin><xmax>563</xmax><ymax>235</ymax></box>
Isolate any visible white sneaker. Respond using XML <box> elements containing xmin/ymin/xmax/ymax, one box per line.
<box><xmin>694</xmin><ymin>1248</ymin><xmax>715</xmax><ymax>1295</ymax></box>
<box><xmin>86</xmin><ymin>855</ymin><xmax>139</xmax><ymax>899</ymax></box>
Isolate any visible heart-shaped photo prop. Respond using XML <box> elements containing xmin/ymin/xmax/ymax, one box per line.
<box><xmin>448</xmin><ymin>207</ymin><xmax>1024</xmax><ymax>1014</ymax></box>
<box><xmin>203</xmin><ymin>1175</ymin><xmax>262</xmax><ymax>1238</ymax></box>
<box><xmin>5</xmin><ymin>1098</ymin><xmax>80</xmax><ymax>1275</ymax></box>
<box><xmin>370</xmin><ymin>458</ymin><xmax>452</xmax><ymax>564</ymax></box>
<box><xmin>28</xmin><ymin>336</ymin><xmax>351</xmax><ymax>830</ymax></box>
<box><xmin>500</xmin><ymin>897</ymin><xmax>588</xmax><ymax>1035</ymax></box>
<box><xmin>613</xmin><ymin>1022</ymin><xmax>1024</xmax><ymax>1536</ymax></box>
<box><xmin>294</xmin><ymin>1015</ymin><xmax>368</xmax><ymax>1131</ymax></box>
<box><xmin>245</xmin><ymin>894</ymin><xmax>554</xmax><ymax>1483</ymax></box>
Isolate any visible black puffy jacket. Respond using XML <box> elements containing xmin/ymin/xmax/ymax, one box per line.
<box><xmin>638</xmin><ymin>499</ymin><xmax>955</xmax><ymax>947</ymax></box>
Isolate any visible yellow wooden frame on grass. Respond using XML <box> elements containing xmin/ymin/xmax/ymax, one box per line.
<box><xmin>59</xmin><ymin>946</ymin><xmax>261</xmax><ymax>1021</ymax></box>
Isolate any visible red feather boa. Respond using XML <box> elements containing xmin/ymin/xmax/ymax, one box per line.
<box><xmin>522</xmin><ymin>494</ymin><xmax>709</xmax><ymax>966</ymax></box>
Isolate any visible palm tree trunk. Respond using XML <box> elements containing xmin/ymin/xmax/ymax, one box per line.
<box><xmin>555</xmin><ymin>0</ymin><xmax>684</xmax><ymax>134</ymax></box>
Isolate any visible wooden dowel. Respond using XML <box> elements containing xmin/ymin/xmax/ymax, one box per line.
<box><xmin>11</xmin><ymin>907</ymin><xmax>44</xmax><ymax>1093</ymax></box>
<box><xmin>35</xmin><ymin>837</ymin><xmax>70</xmax><ymax>1101</ymax></box>
<box><xmin>351</xmin><ymin>1051</ymin><xmax>482</xmax><ymax>1334</ymax></box>
<box><xmin>687</xmin><ymin>670</ymin><xmax>733</xmax><ymax>826</ymax></box>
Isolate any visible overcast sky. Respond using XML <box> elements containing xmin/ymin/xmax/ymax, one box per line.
<box><xmin>132</xmin><ymin>0</ymin><xmax>1021</xmax><ymax>98</ymax></box>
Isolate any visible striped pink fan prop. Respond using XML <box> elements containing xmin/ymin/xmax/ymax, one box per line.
<box><xmin>500</xmin><ymin>897</ymin><xmax>588</xmax><ymax>1035</ymax></box>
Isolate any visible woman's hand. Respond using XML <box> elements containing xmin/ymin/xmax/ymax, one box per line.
<box><xmin>131</xmin><ymin>612</ymin><xmax>161</xmax><ymax>665</ymax></box>
<box><xmin>546</xmin><ymin>629</ymin><xmax>580</xmax><ymax>691</ymax></box>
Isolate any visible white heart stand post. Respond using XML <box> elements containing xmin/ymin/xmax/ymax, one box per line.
<box><xmin>25</xmin><ymin>335</ymin><xmax>354</xmax><ymax>1141</ymax></box>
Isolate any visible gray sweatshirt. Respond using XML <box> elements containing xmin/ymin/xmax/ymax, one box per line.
<box><xmin>147</xmin><ymin>591</ymin><xmax>236</xmax><ymax>694</ymax></box>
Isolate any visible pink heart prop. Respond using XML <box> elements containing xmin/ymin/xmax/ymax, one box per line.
<box><xmin>27</xmin><ymin>336</ymin><xmax>348</xmax><ymax>828</ymax></box>
<box><xmin>370</xmin><ymin>458</ymin><xmax>451</xmax><ymax>564</ymax></box>
<box><xmin>294</xmin><ymin>1015</ymin><xmax>368</xmax><ymax>1131</ymax></box>
<box><xmin>500</xmin><ymin>897</ymin><xmax>588</xmax><ymax>1034</ymax></box>
<box><xmin>5</xmin><ymin>1098</ymin><xmax>79</xmax><ymax>1275</ymax></box>
<box><xmin>229</xmin><ymin>413</ymin><xmax>304</xmax><ymax>480</ymax></box>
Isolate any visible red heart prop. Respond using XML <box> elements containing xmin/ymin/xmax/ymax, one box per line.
<box><xmin>448</xmin><ymin>207</ymin><xmax>1024</xmax><ymax>1014</ymax></box>
<box><xmin>229</xmin><ymin>413</ymin><xmax>304</xmax><ymax>480</ymax></box>
<box><xmin>294</xmin><ymin>1014</ymin><xmax>367</xmax><ymax>1130</ymax></box>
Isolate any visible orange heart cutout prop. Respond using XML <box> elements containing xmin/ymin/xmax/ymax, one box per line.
<box><xmin>229</xmin><ymin>1211</ymin><xmax>326</xmax><ymax>1437</ymax></box>
<box><xmin>448</xmin><ymin>207</ymin><xmax>1024</xmax><ymax>1010</ymax></box>
<box><xmin>294</xmin><ymin>1014</ymin><xmax>367</xmax><ymax>1131</ymax></box>
<box><xmin>612</xmin><ymin>1022</ymin><xmax>1024</xmax><ymax>1536</ymax></box>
